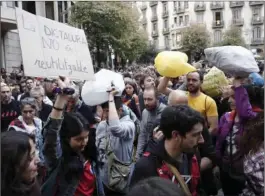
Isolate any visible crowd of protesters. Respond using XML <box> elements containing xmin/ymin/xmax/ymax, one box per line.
<box><xmin>1</xmin><ymin>58</ymin><xmax>264</xmax><ymax>196</ymax></box>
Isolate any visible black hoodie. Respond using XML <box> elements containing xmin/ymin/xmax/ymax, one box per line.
<box><xmin>130</xmin><ymin>139</ymin><xmax>204</xmax><ymax>196</ymax></box>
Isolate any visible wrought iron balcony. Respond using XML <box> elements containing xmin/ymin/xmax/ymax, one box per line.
<box><xmin>249</xmin><ymin>1</ymin><xmax>264</xmax><ymax>6</ymax></box>
<box><xmin>194</xmin><ymin>3</ymin><xmax>206</xmax><ymax>12</ymax></box>
<box><xmin>252</xmin><ymin>17</ymin><xmax>264</xmax><ymax>25</ymax></box>
<box><xmin>175</xmin><ymin>7</ymin><xmax>185</xmax><ymax>14</ymax></box>
<box><xmin>152</xmin><ymin>30</ymin><xmax>159</xmax><ymax>37</ymax></box>
<box><xmin>141</xmin><ymin>4</ymin><xmax>147</xmax><ymax>10</ymax></box>
<box><xmin>212</xmin><ymin>20</ymin><xmax>224</xmax><ymax>28</ymax></box>
<box><xmin>232</xmin><ymin>19</ymin><xmax>244</xmax><ymax>26</ymax></box>
<box><xmin>230</xmin><ymin>1</ymin><xmax>244</xmax><ymax>8</ymax></box>
<box><xmin>150</xmin><ymin>2</ymin><xmax>158</xmax><ymax>7</ymax></box>
<box><xmin>151</xmin><ymin>15</ymin><xmax>158</xmax><ymax>22</ymax></box>
<box><xmin>251</xmin><ymin>37</ymin><xmax>264</xmax><ymax>45</ymax></box>
<box><xmin>210</xmin><ymin>2</ymin><xmax>224</xmax><ymax>10</ymax></box>
<box><xmin>162</xmin><ymin>11</ymin><xmax>169</xmax><ymax>18</ymax></box>
<box><xmin>162</xmin><ymin>28</ymin><xmax>170</xmax><ymax>35</ymax></box>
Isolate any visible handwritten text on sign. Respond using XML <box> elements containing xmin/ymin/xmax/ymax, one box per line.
<box><xmin>15</xmin><ymin>8</ymin><xmax>94</xmax><ymax>81</ymax></box>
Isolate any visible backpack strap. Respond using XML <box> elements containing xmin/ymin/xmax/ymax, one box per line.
<box><xmin>166</xmin><ymin>162</ymin><xmax>192</xmax><ymax>196</ymax></box>
<box><xmin>204</xmin><ymin>95</ymin><xmax>209</xmax><ymax>127</ymax></box>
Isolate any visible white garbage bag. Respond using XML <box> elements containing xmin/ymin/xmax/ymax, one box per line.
<box><xmin>81</xmin><ymin>69</ymin><xmax>125</xmax><ymax>106</ymax></box>
<box><xmin>204</xmin><ymin>46</ymin><xmax>259</xmax><ymax>77</ymax></box>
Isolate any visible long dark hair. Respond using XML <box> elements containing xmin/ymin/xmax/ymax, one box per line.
<box><xmin>1</xmin><ymin>131</ymin><xmax>35</xmax><ymax>194</ymax></box>
<box><xmin>244</xmin><ymin>84</ymin><xmax>264</xmax><ymax>109</ymax></box>
<box><xmin>240</xmin><ymin>112</ymin><xmax>264</xmax><ymax>155</ymax></box>
<box><xmin>124</xmin><ymin>80</ymin><xmax>138</xmax><ymax>95</ymax></box>
<box><xmin>59</xmin><ymin>113</ymin><xmax>98</xmax><ymax>181</ymax></box>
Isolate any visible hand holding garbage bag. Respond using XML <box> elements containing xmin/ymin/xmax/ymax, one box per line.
<box><xmin>81</xmin><ymin>69</ymin><xmax>125</xmax><ymax>106</ymax></box>
<box><xmin>204</xmin><ymin>46</ymin><xmax>259</xmax><ymax>77</ymax></box>
<box><xmin>154</xmin><ymin>51</ymin><xmax>196</xmax><ymax>78</ymax></box>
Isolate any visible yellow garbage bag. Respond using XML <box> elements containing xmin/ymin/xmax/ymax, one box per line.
<box><xmin>154</xmin><ymin>51</ymin><xmax>196</xmax><ymax>78</ymax></box>
<box><xmin>202</xmin><ymin>67</ymin><xmax>229</xmax><ymax>97</ymax></box>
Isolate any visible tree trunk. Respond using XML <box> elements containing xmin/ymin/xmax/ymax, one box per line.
<box><xmin>96</xmin><ymin>43</ymin><xmax>101</xmax><ymax>68</ymax></box>
<box><xmin>106</xmin><ymin>49</ymin><xmax>110</xmax><ymax>68</ymax></box>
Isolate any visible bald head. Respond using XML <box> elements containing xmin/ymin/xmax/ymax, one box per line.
<box><xmin>168</xmin><ymin>90</ymin><xmax>188</xmax><ymax>106</ymax></box>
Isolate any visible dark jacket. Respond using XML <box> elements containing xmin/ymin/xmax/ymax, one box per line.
<box><xmin>70</xmin><ymin>100</ymin><xmax>97</xmax><ymax>125</ymax></box>
<box><xmin>198</xmin><ymin>126</ymin><xmax>218</xmax><ymax>195</ymax></box>
<box><xmin>2</xmin><ymin>179</ymin><xmax>41</xmax><ymax>196</ymax></box>
<box><xmin>1</xmin><ymin>99</ymin><xmax>20</xmax><ymax>132</ymax></box>
<box><xmin>199</xmin><ymin>127</ymin><xmax>216</xmax><ymax>165</ymax></box>
<box><xmin>39</xmin><ymin>102</ymin><xmax>52</xmax><ymax>123</ymax></box>
<box><xmin>41</xmin><ymin>118</ymin><xmax>105</xmax><ymax>196</ymax></box>
<box><xmin>20</xmin><ymin>92</ymin><xmax>30</xmax><ymax>101</ymax></box>
<box><xmin>131</xmin><ymin>139</ymin><xmax>204</xmax><ymax>196</ymax></box>
<box><xmin>216</xmin><ymin>86</ymin><xmax>257</xmax><ymax>160</ymax></box>
<box><xmin>135</xmin><ymin>103</ymin><xmax>166</xmax><ymax>160</ymax></box>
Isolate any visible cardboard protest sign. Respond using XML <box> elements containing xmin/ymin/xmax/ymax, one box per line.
<box><xmin>15</xmin><ymin>8</ymin><xmax>95</xmax><ymax>81</ymax></box>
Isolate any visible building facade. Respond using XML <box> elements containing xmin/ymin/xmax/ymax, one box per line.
<box><xmin>1</xmin><ymin>1</ymin><xmax>72</xmax><ymax>72</ymax></box>
<box><xmin>137</xmin><ymin>1</ymin><xmax>264</xmax><ymax>51</ymax></box>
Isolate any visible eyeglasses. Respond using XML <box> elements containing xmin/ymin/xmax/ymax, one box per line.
<box><xmin>22</xmin><ymin>110</ymin><xmax>34</xmax><ymax>114</ymax></box>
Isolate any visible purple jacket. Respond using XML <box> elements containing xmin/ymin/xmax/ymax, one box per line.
<box><xmin>216</xmin><ymin>86</ymin><xmax>257</xmax><ymax>159</ymax></box>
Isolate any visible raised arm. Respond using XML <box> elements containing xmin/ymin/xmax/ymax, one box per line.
<box><xmin>234</xmin><ymin>79</ymin><xmax>256</xmax><ymax>120</ymax></box>
<box><xmin>157</xmin><ymin>77</ymin><xmax>172</xmax><ymax>96</ymax></box>
<box><xmin>108</xmin><ymin>89</ymin><xmax>135</xmax><ymax>139</ymax></box>
<box><xmin>42</xmin><ymin>77</ymin><xmax>69</xmax><ymax>169</ymax></box>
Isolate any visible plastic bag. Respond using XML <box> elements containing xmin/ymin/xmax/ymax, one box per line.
<box><xmin>249</xmin><ymin>73</ymin><xmax>264</xmax><ymax>87</ymax></box>
<box><xmin>154</xmin><ymin>51</ymin><xmax>196</xmax><ymax>78</ymax></box>
<box><xmin>201</xmin><ymin>67</ymin><xmax>229</xmax><ymax>97</ymax></box>
<box><xmin>81</xmin><ymin>69</ymin><xmax>125</xmax><ymax>106</ymax></box>
<box><xmin>204</xmin><ymin>46</ymin><xmax>259</xmax><ymax>77</ymax></box>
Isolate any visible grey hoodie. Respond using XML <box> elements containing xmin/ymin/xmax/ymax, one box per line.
<box><xmin>136</xmin><ymin>103</ymin><xmax>166</xmax><ymax>160</ymax></box>
<box><xmin>96</xmin><ymin>114</ymin><xmax>135</xmax><ymax>187</ymax></box>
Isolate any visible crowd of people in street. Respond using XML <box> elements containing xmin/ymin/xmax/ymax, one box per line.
<box><xmin>1</xmin><ymin>58</ymin><xmax>264</xmax><ymax>196</ymax></box>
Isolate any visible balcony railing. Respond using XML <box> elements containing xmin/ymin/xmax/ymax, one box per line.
<box><xmin>150</xmin><ymin>2</ymin><xmax>158</xmax><ymax>7</ymax></box>
<box><xmin>162</xmin><ymin>28</ymin><xmax>170</xmax><ymax>35</ymax></box>
<box><xmin>141</xmin><ymin>4</ymin><xmax>147</xmax><ymax>10</ymax></box>
<box><xmin>210</xmin><ymin>2</ymin><xmax>224</xmax><ymax>10</ymax></box>
<box><xmin>212</xmin><ymin>20</ymin><xmax>224</xmax><ymax>28</ymax></box>
<box><xmin>142</xmin><ymin>18</ymin><xmax>147</xmax><ymax>24</ymax></box>
<box><xmin>171</xmin><ymin>24</ymin><xmax>177</xmax><ymax>29</ymax></box>
<box><xmin>162</xmin><ymin>11</ymin><xmax>169</xmax><ymax>18</ymax></box>
<box><xmin>252</xmin><ymin>17</ymin><xmax>264</xmax><ymax>25</ymax></box>
<box><xmin>232</xmin><ymin>18</ymin><xmax>244</xmax><ymax>26</ymax></box>
<box><xmin>194</xmin><ymin>3</ymin><xmax>206</xmax><ymax>12</ymax></box>
<box><xmin>151</xmin><ymin>15</ymin><xmax>158</xmax><ymax>22</ymax></box>
<box><xmin>230</xmin><ymin>1</ymin><xmax>244</xmax><ymax>8</ymax></box>
<box><xmin>152</xmin><ymin>30</ymin><xmax>159</xmax><ymax>37</ymax></box>
<box><xmin>249</xmin><ymin>1</ymin><xmax>264</xmax><ymax>6</ymax></box>
<box><xmin>175</xmin><ymin>7</ymin><xmax>185</xmax><ymax>14</ymax></box>
<box><xmin>251</xmin><ymin>37</ymin><xmax>264</xmax><ymax>45</ymax></box>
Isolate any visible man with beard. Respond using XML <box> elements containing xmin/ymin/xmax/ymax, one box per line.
<box><xmin>19</xmin><ymin>77</ymin><xmax>35</xmax><ymax>101</ymax></box>
<box><xmin>138</xmin><ymin>74</ymin><xmax>155</xmax><ymax>112</ymax></box>
<box><xmin>158</xmin><ymin>72</ymin><xmax>219</xmax><ymax>195</ymax></box>
<box><xmin>131</xmin><ymin>105</ymin><xmax>205</xmax><ymax>195</ymax></box>
<box><xmin>1</xmin><ymin>85</ymin><xmax>20</xmax><ymax>132</ymax></box>
<box><xmin>158</xmin><ymin>71</ymin><xmax>218</xmax><ymax>135</ymax></box>
<box><xmin>135</xmin><ymin>87</ymin><xmax>166</xmax><ymax>160</ymax></box>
